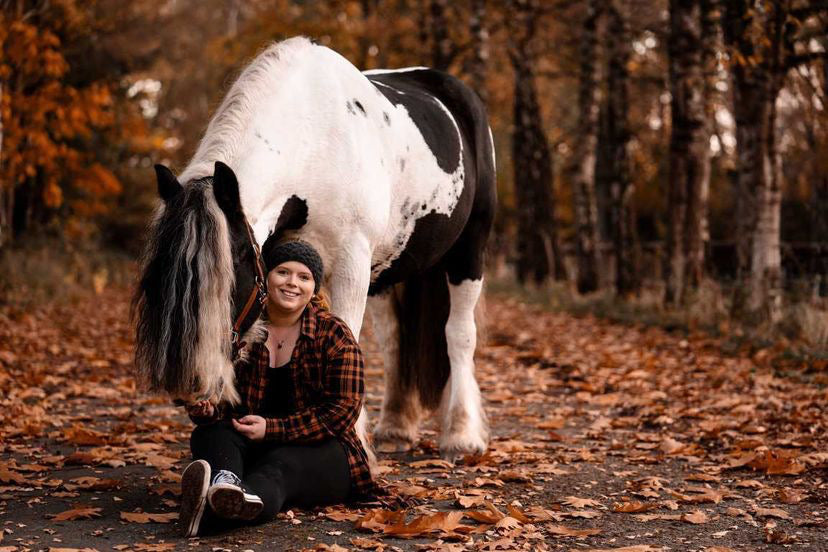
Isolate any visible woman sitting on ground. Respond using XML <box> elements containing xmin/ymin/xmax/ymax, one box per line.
<box><xmin>179</xmin><ymin>240</ymin><xmax>378</xmax><ymax>537</ymax></box>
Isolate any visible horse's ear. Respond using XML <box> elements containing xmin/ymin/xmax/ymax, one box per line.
<box><xmin>212</xmin><ymin>161</ymin><xmax>242</xmax><ymax>215</ymax></box>
<box><xmin>155</xmin><ymin>164</ymin><xmax>182</xmax><ymax>203</ymax></box>
<box><xmin>261</xmin><ymin>195</ymin><xmax>309</xmax><ymax>260</ymax></box>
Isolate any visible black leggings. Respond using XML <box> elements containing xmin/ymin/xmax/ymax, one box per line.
<box><xmin>190</xmin><ymin>420</ymin><xmax>351</xmax><ymax>524</ymax></box>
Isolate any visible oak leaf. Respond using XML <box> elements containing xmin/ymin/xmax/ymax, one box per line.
<box><xmin>119</xmin><ymin>511</ymin><xmax>178</xmax><ymax>523</ymax></box>
<box><xmin>563</xmin><ymin>496</ymin><xmax>602</xmax><ymax>509</ymax></box>
<box><xmin>50</xmin><ymin>506</ymin><xmax>102</xmax><ymax>521</ymax></box>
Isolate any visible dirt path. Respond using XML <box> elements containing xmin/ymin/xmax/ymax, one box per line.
<box><xmin>0</xmin><ymin>287</ymin><xmax>826</xmax><ymax>551</ymax></box>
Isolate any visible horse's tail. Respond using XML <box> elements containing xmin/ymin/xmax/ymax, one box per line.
<box><xmin>395</xmin><ymin>263</ymin><xmax>451</xmax><ymax>411</ymax></box>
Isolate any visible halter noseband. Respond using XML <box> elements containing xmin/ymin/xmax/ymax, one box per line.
<box><xmin>231</xmin><ymin>220</ymin><xmax>267</xmax><ymax>359</ymax></box>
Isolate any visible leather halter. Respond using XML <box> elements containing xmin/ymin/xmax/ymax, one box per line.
<box><xmin>231</xmin><ymin>220</ymin><xmax>267</xmax><ymax>359</ymax></box>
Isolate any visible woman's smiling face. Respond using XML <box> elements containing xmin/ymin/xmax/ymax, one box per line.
<box><xmin>266</xmin><ymin>261</ymin><xmax>315</xmax><ymax>315</ymax></box>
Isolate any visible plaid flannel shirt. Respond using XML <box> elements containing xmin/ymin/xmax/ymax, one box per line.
<box><xmin>189</xmin><ymin>302</ymin><xmax>379</xmax><ymax>499</ymax></box>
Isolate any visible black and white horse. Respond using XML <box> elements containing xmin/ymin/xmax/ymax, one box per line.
<box><xmin>134</xmin><ymin>37</ymin><xmax>496</xmax><ymax>459</ymax></box>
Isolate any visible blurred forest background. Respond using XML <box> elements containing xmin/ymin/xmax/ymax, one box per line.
<box><xmin>0</xmin><ymin>0</ymin><xmax>826</xmax><ymax>348</ymax></box>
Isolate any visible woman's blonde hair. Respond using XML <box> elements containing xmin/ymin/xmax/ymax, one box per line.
<box><xmin>311</xmin><ymin>288</ymin><xmax>331</xmax><ymax>311</ymax></box>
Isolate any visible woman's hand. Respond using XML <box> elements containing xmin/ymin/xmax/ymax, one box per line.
<box><xmin>186</xmin><ymin>400</ymin><xmax>215</xmax><ymax>418</ymax></box>
<box><xmin>233</xmin><ymin>415</ymin><xmax>266</xmax><ymax>441</ymax></box>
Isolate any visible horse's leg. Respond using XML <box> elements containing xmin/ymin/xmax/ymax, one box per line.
<box><xmin>368</xmin><ymin>289</ymin><xmax>421</xmax><ymax>451</ymax></box>
<box><xmin>325</xmin><ymin>237</ymin><xmax>377</xmax><ymax>467</ymax></box>
<box><xmin>438</xmin><ymin>276</ymin><xmax>488</xmax><ymax>461</ymax></box>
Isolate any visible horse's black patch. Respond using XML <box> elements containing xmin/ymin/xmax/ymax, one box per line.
<box><xmin>366</xmin><ymin>68</ymin><xmax>496</xmax><ymax>294</ymax></box>
<box><xmin>367</xmin><ymin>72</ymin><xmax>462</xmax><ymax>174</ymax></box>
<box><xmin>353</xmin><ymin>100</ymin><xmax>366</xmax><ymax>116</ymax></box>
<box><xmin>346</xmin><ymin>100</ymin><xmax>356</xmax><ymax>115</ymax></box>
<box><xmin>383</xmin><ymin>112</ymin><xmax>391</xmax><ymax>125</ymax></box>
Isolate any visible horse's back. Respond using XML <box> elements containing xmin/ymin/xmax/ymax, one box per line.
<box><xmin>365</xmin><ymin>69</ymin><xmax>496</xmax><ymax>292</ymax></box>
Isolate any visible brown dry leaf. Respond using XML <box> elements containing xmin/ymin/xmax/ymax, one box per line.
<box><xmin>524</xmin><ymin>505</ymin><xmax>563</xmax><ymax>522</ymax></box>
<box><xmin>455</xmin><ymin>495</ymin><xmax>487</xmax><ymax>508</ymax></box>
<box><xmin>704</xmin><ymin>548</ymin><xmax>738</xmax><ymax>552</ymax></box>
<box><xmin>133</xmin><ymin>544</ymin><xmax>176</xmax><ymax>552</ymax></box>
<box><xmin>778</xmin><ymin>488</ymin><xmax>806</xmax><ymax>504</ymax></box>
<box><xmin>753</xmin><ymin>506</ymin><xmax>791</xmax><ymax>520</ymax></box>
<box><xmin>584</xmin><ymin>547</ymin><xmax>666</xmax><ymax>552</ymax></box>
<box><xmin>0</xmin><ymin>467</ymin><xmax>27</xmax><ymax>485</ymax></box>
<box><xmin>66</xmin><ymin>477</ymin><xmax>122</xmax><ymax>491</ymax></box>
<box><xmin>734</xmin><ymin>479</ymin><xmax>764</xmax><ymax>489</ymax></box>
<box><xmin>119</xmin><ymin>511</ymin><xmax>178</xmax><ymax>523</ymax></box>
<box><xmin>748</xmin><ymin>450</ymin><xmax>806</xmax><ymax>475</ymax></box>
<box><xmin>50</xmin><ymin>506</ymin><xmax>102</xmax><ymax>521</ymax></box>
<box><xmin>659</xmin><ymin>437</ymin><xmax>685</xmax><ymax>455</ymax></box>
<box><xmin>563</xmin><ymin>496</ymin><xmax>602</xmax><ymax>509</ymax></box>
<box><xmin>469</xmin><ymin>477</ymin><xmax>504</xmax><ymax>488</ymax></box>
<box><xmin>499</xmin><ymin>470</ymin><xmax>531</xmax><ymax>483</ymax></box>
<box><xmin>349</xmin><ymin>537</ymin><xmax>386</xmax><ymax>550</ymax></box>
<box><xmin>62</xmin><ymin>425</ymin><xmax>109</xmax><ymax>446</ymax></box>
<box><xmin>325</xmin><ymin>510</ymin><xmax>362</xmax><ymax>522</ymax></box>
<box><xmin>494</xmin><ymin>515</ymin><xmax>521</xmax><ymax>529</ymax></box>
<box><xmin>384</xmin><ymin>511</ymin><xmax>466</xmax><ymax>538</ymax></box>
<box><xmin>764</xmin><ymin>526</ymin><xmax>797</xmax><ymax>544</ymax></box>
<box><xmin>565</xmin><ymin>510</ymin><xmax>602</xmax><ymax>519</ymax></box>
<box><xmin>143</xmin><ymin>454</ymin><xmax>178</xmax><ymax>470</ymax></box>
<box><xmin>506</xmin><ymin>504</ymin><xmax>532</xmax><ymax>523</ymax></box>
<box><xmin>670</xmin><ymin>487</ymin><xmax>724</xmax><ymax>504</ymax></box>
<box><xmin>536</xmin><ymin>417</ymin><xmax>566</xmax><ymax>429</ymax></box>
<box><xmin>409</xmin><ymin>458</ymin><xmax>453</xmax><ymax>470</ymax></box>
<box><xmin>681</xmin><ymin>510</ymin><xmax>709</xmax><ymax>524</ymax></box>
<box><xmin>465</xmin><ymin>509</ymin><xmax>502</xmax><ymax>525</ymax></box>
<box><xmin>546</xmin><ymin>524</ymin><xmax>601</xmax><ymax>537</ymax></box>
<box><xmin>47</xmin><ymin>548</ymin><xmax>99</xmax><ymax>552</ymax></box>
<box><xmin>355</xmin><ymin>509</ymin><xmax>405</xmax><ymax>533</ymax></box>
<box><xmin>635</xmin><ymin>513</ymin><xmax>682</xmax><ymax>522</ymax></box>
<box><xmin>612</xmin><ymin>501</ymin><xmax>658</xmax><ymax>513</ymax></box>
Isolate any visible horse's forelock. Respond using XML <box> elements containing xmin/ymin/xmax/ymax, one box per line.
<box><xmin>134</xmin><ymin>181</ymin><xmax>239</xmax><ymax>404</ymax></box>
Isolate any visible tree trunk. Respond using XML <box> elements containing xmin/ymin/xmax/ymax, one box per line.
<box><xmin>724</xmin><ymin>0</ymin><xmax>788</xmax><ymax>320</ymax></box>
<box><xmin>0</xmin><ymin>79</ymin><xmax>6</xmax><ymax>248</ymax></box>
<box><xmin>468</xmin><ymin>0</ymin><xmax>489</xmax><ymax>104</ymax></box>
<box><xmin>568</xmin><ymin>0</ymin><xmax>602</xmax><ymax>293</ymax></box>
<box><xmin>509</xmin><ymin>0</ymin><xmax>567</xmax><ymax>284</ymax></box>
<box><xmin>665</xmin><ymin>0</ymin><xmax>709</xmax><ymax>305</ymax></box>
<box><xmin>605</xmin><ymin>0</ymin><xmax>639</xmax><ymax>296</ymax></box>
<box><xmin>685</xmin><ymin>0</ymin><xmax>717</xmax><ymax>289</ymax></box>
<box><xmin>430</xmin><ymin>0</ymin><xmax>452</xmax><ymax>71</ymax></box>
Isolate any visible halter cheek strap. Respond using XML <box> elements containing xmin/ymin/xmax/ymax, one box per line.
<box><xmin>231</xmin><ymin>221</ymin><xmax>267</xmax><ymax>359</ymax></box>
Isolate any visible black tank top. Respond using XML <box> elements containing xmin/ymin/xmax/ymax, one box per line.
<box><xmin>260</xmin><ymin>361</ymin><xmax>295</xmax><ymax>417</ymax></box>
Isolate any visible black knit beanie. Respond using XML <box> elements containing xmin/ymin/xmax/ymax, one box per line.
<box><xmin>263</xmin><ymin>240</ymin><xmax>324</xmax><ymax>293</ymax></box>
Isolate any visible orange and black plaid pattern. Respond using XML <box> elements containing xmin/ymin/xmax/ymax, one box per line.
<box><xmin>189</xmin><ymin>302</ymin><xmax>378</xmax><ymax>499</ymax></box>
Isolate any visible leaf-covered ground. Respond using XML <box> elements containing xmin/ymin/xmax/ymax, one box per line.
<box><xmin>0</xmin><ymin>286</ymin><xmax>826</xmax><ymax>551</ymax></box>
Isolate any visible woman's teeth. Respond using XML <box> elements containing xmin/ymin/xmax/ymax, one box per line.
<box><xmin>281</xmin><ymin>289</ymin><xmax>299</xmax><ymax>298</ymax></box>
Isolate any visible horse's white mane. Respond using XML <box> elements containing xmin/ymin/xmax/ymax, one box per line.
<box><xmin>179</xmin><ymin>37</ymin><xmax>315</xmax><ymax>184</ymax></box>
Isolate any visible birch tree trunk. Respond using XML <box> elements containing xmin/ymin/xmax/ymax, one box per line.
<box><xmin>666</xmin><ymin>0</ymin><xmax>708</xmax><ymax>305</ymax></box>
<box><xmin>509</xmin><ymin>0</ymin><xmax>567</xmax><ymax>284</ymax></box>
<box><xmin>724</xmin><ymin>0</ymin><xmax>788</xmax><ymax>321</ymax></box>
<box><xmin>605</xmin><ymin>0</ymin><xmax>639</xmax><ymax>296</ymax></box>
<box><xmin>568</xmin><ymin>0</ymin><xmax>602</xmax><ymax>293</ymax></box>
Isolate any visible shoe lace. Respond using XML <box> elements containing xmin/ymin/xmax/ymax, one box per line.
<box><xmin>211</xmin><ymin>469</ymin><xmax>242</xmax><ymax>487</ymax></box>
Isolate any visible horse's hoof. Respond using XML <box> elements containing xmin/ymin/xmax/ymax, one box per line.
<box><xmin>373</xmin><ymin>423</ymin><xmax>418</xmax><ymax>452</ymax></box>
<box><xmin>438</xmin><ymin>432</ymin><xmax>488</xmax><ymax>463</ymax></box>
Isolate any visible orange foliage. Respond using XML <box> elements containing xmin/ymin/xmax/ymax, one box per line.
<box><xmin>0</xmin><ymin>8</ymin><xmax>119</xmax><ymax>224</ymax></box>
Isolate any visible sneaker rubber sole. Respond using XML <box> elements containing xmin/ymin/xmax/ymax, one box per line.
<box><xmin>207</xmin><ymin>483</ymin><xmax>264</xmax><ymax>521</ymax></box>
<box><xmin>180</xmin><ymin>459</ymin><xmax>210</xmax><ymax>537</ymax></box>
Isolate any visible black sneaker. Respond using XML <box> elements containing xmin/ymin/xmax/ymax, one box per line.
<box><xmin>207</xmin><ymin>469</ymin><xmax>264</xmax><ymax>521</ymax></box>
<box><xmin>180</xmin><ymin>460</ymin><xmax>210</xmax><ymax>537</ymax></box>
